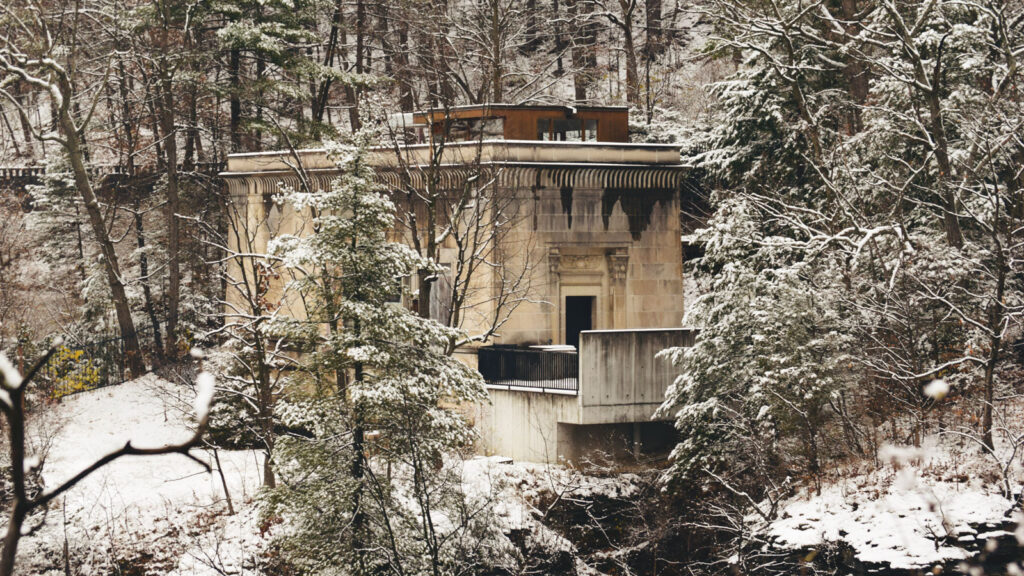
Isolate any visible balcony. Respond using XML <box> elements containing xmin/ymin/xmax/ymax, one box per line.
<box><xmin>477</xmin><ymin>328</ymin><xmax>696</xmax><ymax>423</ymax></box>
<box><xmin>477</xmin><ymin>345</ymin><xmax>579</xmax><ymax>394</ymax></box>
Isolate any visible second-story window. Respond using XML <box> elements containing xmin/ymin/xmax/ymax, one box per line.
<box><xmin>553</xmin><ymin>118</ymin><xmax>583</xmax><ymax>141</ymax></box>
<box><xmin>537</xmin><ymin>118</ymin><xmax>599</xmax><ymax>141</ymax></box>
<box><xmin>447</xmin><ymin>117</ymin><xmax>504</xmax><ymax>141</ymax></box>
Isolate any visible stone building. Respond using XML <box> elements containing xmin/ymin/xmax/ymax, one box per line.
<box><xmin>222</xmin><ymin>105</ymin><xmax>695</xmax><ymax>463</ymax></box>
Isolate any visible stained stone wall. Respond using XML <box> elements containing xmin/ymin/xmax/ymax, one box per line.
<box><xmin>222</xmin><ymin>160</ymin><xmax>687</xmax><ymax>347</ymax></box>
<box><xmin>493</xmin><ymin>173</ymin><xmax>685</xmax><ymax>347</ymax></box>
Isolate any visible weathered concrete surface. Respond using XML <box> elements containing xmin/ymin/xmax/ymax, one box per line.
<box><xmin>478</xmin><ymin>388</ymin><xmax>580</xmax><ymax>463</ymax></box>
<box><xmin>476</xmin><ymin>329</ymin><xmax>694</xmax><ymax>463</ymax></box>
<box><xmin>577</xmin><ymin>328</ymin><xmax>696</xmax><ymax>424</ymax></box>
<box><xmin>221</xmin><ymin>141</ymin><xmax>692</xmax><ymax>464</ymax></box>
<box><xmin>477</xmin><ymin>388</ymin><xmax>681</xmax><ymax>463</ymax></box>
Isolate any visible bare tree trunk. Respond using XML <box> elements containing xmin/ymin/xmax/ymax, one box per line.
<box><xmin>609</xmin><ymin>0</ymin><xmax>640</xmax><ymax>107</ymax></box>
<box><xmin>880</xmin><ymin>2</ymin><xmax>963</xmax><ymax>248</ymax></box>
<box><xmin>337</xmin><ymin>7</ymin><xmax>363</xmax><ymax>131</ymax></box>
<box><xmin>644</xmin><ymin>0</ymin><xmax>662</xmax><ymax>58</ymax></box>
<box><xmin>396</xmin><ymin>12</ymin><xmax>414</xmax><ymax>111</ymax></box>
<box><xmin>571</xmin><ymin>0</ymin><xmax>589</xmax><ymax>101</ymax></box>
<box><xmin>134</xmin><ymin>198</ymin><xmax>165</xmax><ymax>366</ymax></box>
<box><xmin>312</xmin><ymin>0</ymin><xmax>344</xmax><ymax>125</ymax></box>
<box><xmin>490</xmin><ymin>0</ymin><xmax>503</xmax><ymax>102</ymax></box>
<box><xmin>521</xmin><ymin>0</ymin><xmax>540</xmax><ymax>53</ymax></box>
<box><xmin>56</xmin><ymin>105</ymin><xmax>145</xmax><ymax>378</ymax></box>
<box><xmin>257</xmin><ymin>359</ymin><xmax>276</xmax><ymax>487</ymax></box>
<box><xmin>839</xmin><ymin>0</ymin><xmax>867</xmax><ymax>134</ymax></box>
<box><xmin>229</xmin><ymin>48</ymin><xmax>242</xmax><ymax>152</ymax></box>
<box><xmin>981</xmin><ymin>237</ymin><xmax>1007</xmax><ymax>451</ymax></box>
<box><xmin>623</xmin><ymin>21</ymin><xmax>640</xmax><ymax>107</ymax></box>
<box><xmin>0</xmin><ymin>380</ymin><xmax>30</xmax><ymax>576</ymax></box>
<box><xmin>554</xmin><ymin>0</ymin><xmax>566</xmax><ymax>76</ymax></box>
<box><xmin>182</xmin><ymin>85</ymin><xmax>198</xmax><ymax>169</ymax></box>
<box><xmin>157</xmin><ymin>64</ymin><xmax>182</xmax><ymax>359</ymax></box>
<box><xmin>16</xmin><ymin>90</ymin><xmax>34</xmax><ymax>158</ymax></box>
<box><xmin>925</xmin><ymin>92</ymin><xmax>964</xmax><ymax>248</ymax></box>
<box><xmin>211</xmin><ymin>448</ymin><xmax>235</xmax><ymax>514</ymax></box>
<box><xmin>0</xmin><ymin>107</ymin><xmax>22</xmax><ymax>157</ymax></box>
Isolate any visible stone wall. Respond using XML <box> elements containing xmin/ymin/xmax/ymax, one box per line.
<box><xmin>494</xmin><ymin>177</ymin><xmax>685</xmax><ymax>347</ymax></box>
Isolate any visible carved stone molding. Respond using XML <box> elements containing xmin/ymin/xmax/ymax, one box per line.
<box><xmin>548</xmin><ymin>248</ymin><xmax>561</xmax><ymax>277</ymax></box>
<box><xmin>606</xmin><ymin>248</ymin><xmax>629</xmax><ymax>282</ymax></box>
<box><xmin>560</xmin><ymin>255</ymin><xmax>602</xmax><ymax>270</ymax></box>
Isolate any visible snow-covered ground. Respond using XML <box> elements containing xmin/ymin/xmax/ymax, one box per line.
<box><xmin>22</xmin><ymin>372</ymin><xmax>1018</xmax><ymax>574</ymax></box>
<box><xmin>764</xmin><ymin>437</ymin><xmax>1023</xmax><ymax>570</ymax></box>
<box><xmin>12</xmin><ymin>373</ymin><xmax>639</xmax><ymax>575</ymax></box>
<box><xmin>16</xmin><ymin>374</ymin><xmax>265</xmax><ymax>575</ymax></box>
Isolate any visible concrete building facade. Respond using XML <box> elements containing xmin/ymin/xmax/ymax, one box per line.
<box><xmin>222</xmin><ymin>105</ymin><xmax>695</xmax><ymax>463</ymax></box>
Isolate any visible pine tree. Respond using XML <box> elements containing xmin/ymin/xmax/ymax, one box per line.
<box><xmin>264</xmin><ymin>135</ymin><xmax>501</xmax><ymax>575</ymax></box>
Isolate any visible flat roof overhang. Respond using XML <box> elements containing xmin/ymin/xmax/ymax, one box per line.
<box><xmin>223</xmin><ymin>140</ymin><xmax>683</xmax><ymax>177</ymax></box>
<box><xmin>410</xmin><ymin>103</ymin><xmax>628</xmax><ymax>122</ymax></box>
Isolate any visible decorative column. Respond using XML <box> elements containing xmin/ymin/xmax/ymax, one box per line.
<box><xmin>606</xmin><ymin>248</ymin><xmax>629</xmax><ymax>329</ymax></box>
<box><xmin>548</xmin><ymin>247</ymin><xmax>561</xmax><ymax>344</ymax></box>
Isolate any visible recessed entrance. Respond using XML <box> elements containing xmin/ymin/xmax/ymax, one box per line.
<box><xmin>565</xmin><ymin>296</ymin><xmax>595</xmax><ymax>349</ymax></box>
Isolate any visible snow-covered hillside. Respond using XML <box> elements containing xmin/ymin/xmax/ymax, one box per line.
<box><xmin>12</xmin><ymin>375</ymin><xmax>643</xmax><ymax>575</ymax></box>
<box><xmin>15</xmin><ymin>373</ymin><xmax>1022</xmax><ymax>575</ymax></box>
<box><xmin>17</xmin><ymin>375</ymin><xmax>265</xmax><ymax>575</ymax></box>
<box><xmin>762</xmin><ymin>438</ymin><xmax>1023</xmax><ymax>571</ymax></box>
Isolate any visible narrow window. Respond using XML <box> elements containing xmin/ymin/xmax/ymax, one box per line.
<box><xmin>537</xmin><ymin>118</ymin><xmax>552</xmax><ymax>140</ymax></box>
<box><xmin>584</xmin><ymin>119</ymin><xmax>598</xmax><ymax>141</ymax></box>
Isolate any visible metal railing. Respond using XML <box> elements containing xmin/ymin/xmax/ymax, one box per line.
<box><xmin>35</xmin><ymin>325</ymin><xmax>159</xmax><ymax>399</ymax></box>
<box><xmin>477</xmin><ymin>346</ymin><xmax>578</xmax><ymax>393</ymax></box>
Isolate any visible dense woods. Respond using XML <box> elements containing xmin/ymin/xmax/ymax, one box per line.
<box><xmin>1</xmin><ymin>0</ymin><xmax>1023</xmax><ymax>574</ymax></box>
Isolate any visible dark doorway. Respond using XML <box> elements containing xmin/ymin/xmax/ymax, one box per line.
<box><xmin>565</xmin><ymin>296</ymin><xmax>595</xmax><ymax>349</ymax></box>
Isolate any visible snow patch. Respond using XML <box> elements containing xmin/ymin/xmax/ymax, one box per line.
<box><xmin>766</xmin><ymin>439</ymin><xmax>1017</xmax><ymax>570</ymax></box>
<box><xmin>13</xmin><ymin>374</ymin><xmax>264</xmax><ymax>574</ymax></box>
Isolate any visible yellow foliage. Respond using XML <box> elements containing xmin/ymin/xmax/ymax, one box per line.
<box><xmin>49</xmin><ymin>345</ymin><xmax>104</xmax><ymax>400</ymax></box>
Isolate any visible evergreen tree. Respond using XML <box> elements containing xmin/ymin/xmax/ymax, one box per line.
<box><xmin>661</xmin><ymin>0</ymin><xmax>1024</xmax><ymax>494</ymax></box>
<box><xmin>264</xmin><ymin>135</ymin><xmax>503</xmax><ymax>575</ymax></box>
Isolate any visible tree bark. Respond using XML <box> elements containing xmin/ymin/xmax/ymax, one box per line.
<box><xmin>0</xmin><ymin>380</ymin><xmax>29</xmax><ymax>576</ymax></box>
<box><xmin>157</xmin><ymin>61</ymin><xmax>182</xmax><ymax>359</ymax></box>
<box><xmin>229</xmin><ymin>47</ymin><xmax>242</xmax><ymax>152</ymax></box>
<box><xmin>490</xmin><ymin>0</ymin><xmax>503</xmax><ymax>102</ymax></box>
<box><xmin>644</xmin><ymin>0</ymin><xmax>662</xmax><ymax>58</ymax></box>
<box><xmin>614</xmin><ymin>0</ymin><xmax>641</xmax><ymax>107</ymax></box>
<box><xmin>839</xmin><ymin>0</ymin><xmax>867</xmax><ymax>134</ymax></box>
<box><xmin>56</xmin><ymin>98</ymin><xmax>145</xmax><ymax>378</ymax></box>
<box><xmin>134</xmin><ymin>197</ymin><xmax>165</xmax><ymax>366</ymax></box>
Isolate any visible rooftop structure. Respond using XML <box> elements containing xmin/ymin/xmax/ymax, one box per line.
<box><xmin>409</xmin><ymin>104</ymin><xmax>630</xmax><ymax>143</ymax></box>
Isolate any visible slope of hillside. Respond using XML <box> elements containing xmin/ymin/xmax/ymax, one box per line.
<box><xmin>760</xmin><ymin>435</ymin><xmax>1023</xmax><ymax>572</ymax></box>
<box><xmin>16</xmin><ymin>374</ymin><xmax>264</xmax><ymax>574</ymax></box>
<box><xmin>13</xmin><ymin>374</ymin><xmax>644</xmax><ymax>575</ymax></box>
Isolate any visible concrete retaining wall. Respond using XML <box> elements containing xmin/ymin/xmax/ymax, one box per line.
<box><xmin>477</xmin><ymin>388</ymin><xmax>579</xmax><ymax>463</ymax></box>
<box><xmin>578</xmin><ymin>328</ymin><xmax>695</xmax><ymax>424</ymax></box>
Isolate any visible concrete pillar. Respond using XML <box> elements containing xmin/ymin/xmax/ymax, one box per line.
<box><xmin>548</xmin><ymin>247</ymin><xmax>561</xmax><ymax>343</ymax></box>
<box><xmin>607</xmin><ymin>248</ymin><xmax>629</xmax><ymax>329</ymax></box>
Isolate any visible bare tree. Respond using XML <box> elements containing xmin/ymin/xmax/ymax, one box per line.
<box><xmin>195</xmin><ymin>194</ymin><xmax>295</xmax><ymax>489</ymax></box>
<box><xmin>0</xmin><ymin>5</ymin><xmax>147</xmax><ymax>377</ymax></box>
<box><xmin>0</xmin><ymin>346</ymin><xmax>215</xmax><ymax>576</ymax></box>
<box><xmin>379</xmin><ymin>108</ymin><xmax>535</xmax><ymax>350</ymax></box>
<box><xmin>596</xmin><ymin>0</ymin><xmax>641</xmax><ymax>107</ymax></box>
